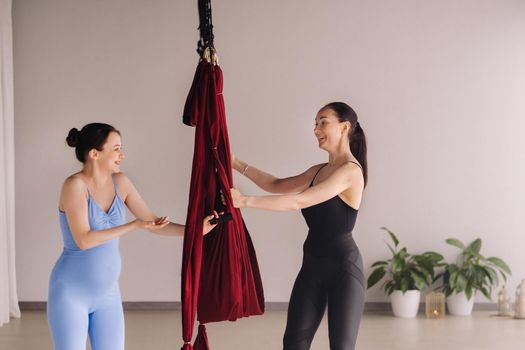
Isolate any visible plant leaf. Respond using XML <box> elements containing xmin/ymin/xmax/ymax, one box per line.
<box><xmin>399</xmin><ymin>247</ymin><xmax>409</xmax><ymax>259</ymax></box>
<box><xmin>484</xmin><ymin>267</ymin><xmax>498</xmax><ymax>286</ymax></box>
<box><xmin>449</xmin><ymin>271</ymin><xmax>458</xmax><ymax>291</ymax></box>
<box><xmin>456</xmin><ymin>274</ymin><xmax>467</xmax><ymax>292</ymax></box>
<box><xmin>400</xmin><ymin>278</ymin><xmax>409</xmax><ymax>293</ymax></box>
<box><xmin>392</xmin><ymin>255</ymin><xmax>405</xmax><ymax>274</ymax></box>
<box><xmin>446</xmin><ymin>238</ymin><xmax>465</xmax><ymax>250</ymax></box>
<box><xmin>367</xmin><ymin>268</ymin><xmax>386</xmax><ymax>289</ymax></box>
<box><xmin>370</xmin><ymin>261</ymin><xmax>388</xmax><ymax>268</ymax></box>
<box><xmin>498</xmin><ymin>270</ymin><xmax>508</xmax><ymax>283</ymax></box>
<box><xmin>465</xmin><ymin>285</ymin><xmax>473</xmax><ymax>300</ymax></box>
<box><xmin>487</xmin><ymin>257</ymin><xmax>511</xmax><ymax>275</ymax></box>
<box><xmin>385</xmin><ymin>282</ymin><xmax>395</xmax><ymax>296</ymax></box>
<box><xmin>467</xmin><ymin>238</ymin><xmax>482</xmax><ymax>255</ymax></box>
<box><xmin>410</xmin><ymin>271</ymin><xmax>428</xmax><ymax>291</ymax></box>
<box><xmin>480</xmin><ymin>286</ymin><xmax>491</xmax><ymax>300</ymax></box>
<box><xmin>421</xmin><ymin>251</ymin><xmax>445</xmax><ymax>264</ymax></box>
<box><xmin>381</xmin><ymin>227</ymin><xmax>399</xmax><ymax>248</ymax></box>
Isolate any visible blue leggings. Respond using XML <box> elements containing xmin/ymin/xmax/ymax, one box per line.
<box><xmin>47</xmin><ymin>289</ymin><xmax>124</xmax><ymax>350</ymax></box>
<box><xmin>47</xmin><ymin>244</ymin><xmax>124</xmax><ymax>350</ymax></box>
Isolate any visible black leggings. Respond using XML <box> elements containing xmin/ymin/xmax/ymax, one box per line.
<box><xmin>283</xmin><ymin>246</ymin><xmax>365</xmax><ymax>350</ymax></box>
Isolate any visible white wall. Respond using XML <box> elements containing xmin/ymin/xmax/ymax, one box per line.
<box><xmin>13</xmin><ymin>0</ymin><xmax>525</xmax><ymax>303</ymax></box>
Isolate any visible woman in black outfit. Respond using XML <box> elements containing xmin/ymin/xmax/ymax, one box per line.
<box><xmin>231</xmin><ymin>102</ymin><xmax>368</xmax><ymax>350</ymax></box>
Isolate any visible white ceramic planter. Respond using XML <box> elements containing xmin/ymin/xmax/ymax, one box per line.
<box><xmin>446</xmin><ymin>291</ymin><xmax>475</xmax><ymax>316</ymax></box>
<box><xmin>390</xmin><ymin>290</ymin><xmax>421</xmax><ymax>318</ymax></box>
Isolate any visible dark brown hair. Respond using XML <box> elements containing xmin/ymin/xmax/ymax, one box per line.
<box><xmin>66</xmin><ymin>123</ymin><xmax>120</xmax><ymax>163</ymax></box>
<box><xmin>322</xmin><ymin>102</ymin><xmax>368</xmax><ymax>186</ymax></box>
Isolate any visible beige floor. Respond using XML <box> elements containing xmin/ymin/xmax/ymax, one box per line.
<box><xmin>1</xmin><ymin>310</ymin><xmax>523</xmax><ymax>349</ymax></box>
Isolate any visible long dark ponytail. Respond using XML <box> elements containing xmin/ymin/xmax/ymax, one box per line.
<box><xmin>322</xmin><ymin>102</ymin><xmax>368</xmax><ymax>187</ymax></box>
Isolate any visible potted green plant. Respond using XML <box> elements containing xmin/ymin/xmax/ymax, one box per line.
<box><xmin>437</xmin><ymin>238</ymin><xmax>511</xmax><ymax>316</ymax></box>
<box><xmin>367</xmin><ymin>227</ymin><xmax>445</xmax><ymax>318</ymax></box>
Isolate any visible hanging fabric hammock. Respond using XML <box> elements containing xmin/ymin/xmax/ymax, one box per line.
<box><xmin>180</xmin><ymin>1</ymin><xmax>265</xmax><ymax>349</ymax></box>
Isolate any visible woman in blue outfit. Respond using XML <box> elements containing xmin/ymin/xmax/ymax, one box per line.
<box><xmin>48</xmin><ymin>123</ymin><xmax>218</xmax><ymax>350</ymax></box>
<box><xmin>231</xmin><ymin>102</ymin><xmax>368</xmax><ymax>350</ymax></box>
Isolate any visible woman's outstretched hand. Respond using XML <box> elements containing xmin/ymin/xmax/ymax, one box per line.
<box><xmin>134</xmin><ymin>216</ymin><xmax>170</xmax><ymax>230</ymax></box>
<box><xmin>230</xmin><ymin>188</ymin><xmax>246</xmax><ymax>208</ymax></box>
<box><xmin>202</xmin><ymin>211</ymin><xmax>220</xmax><ymax>235</ymax></box>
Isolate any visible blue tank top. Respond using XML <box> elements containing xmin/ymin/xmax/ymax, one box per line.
<box><xmin>51</xmin><ymin>175</ymin><xmax>126</xmax><ymax>301</ymax></box>
<box><xmin>58</xmin><ymin>175</ymin><xmax>126</xmax><ymax>251</ymax></box>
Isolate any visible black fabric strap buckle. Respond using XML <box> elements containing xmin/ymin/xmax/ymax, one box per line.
<box><xmin>209</xmin><ymin>212</ymin><xmax>233</xmax><ymax>225</ymax></box>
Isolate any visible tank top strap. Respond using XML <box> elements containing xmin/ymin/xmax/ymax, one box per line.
<box><xmin>345</xmin><ymin>160</ymin><xmax>363</xmax><ymax>172</ymax></box>
<box><xmin>310</xmin><ymin>163</ymin><xmax>328</xmax><ymax>187</ymax></box>
<box><xmin>111</xmin><ymin>174</ymin><xmax>121</xmax><ymax>198</ymax></box>
<box><xmin>79</xmin><ymin>177</ymin><xmax>91</xmax><ymax>196</ymax></box>
<box><xmin>81</xmin><ymin>175</ymin><xmax>119</xmax><ymax>198</ymax></box>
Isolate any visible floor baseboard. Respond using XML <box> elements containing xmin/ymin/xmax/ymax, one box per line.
<box><xmin>19</xmin><ymin>301</ymin><xmax>498</xmax><ymax>312</ymax></box>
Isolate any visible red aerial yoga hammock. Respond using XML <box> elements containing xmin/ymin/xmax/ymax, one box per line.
<box><xmin>180</xmin><ymin>1</ymin><xmax>265</xmax><ymax>349</ymax></box>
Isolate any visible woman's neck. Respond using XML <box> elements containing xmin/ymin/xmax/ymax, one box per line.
<box><xmin>327</xmin><ymin>143</ymin><xmax>354</xmax><ymax>167</ymax></box>
<box><xmin>80</xmin><ymin>164</ymin><xmax>112</xmax><ymax>187</ymax></box>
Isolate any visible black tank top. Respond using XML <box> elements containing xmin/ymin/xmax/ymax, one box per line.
<box><xmin>301</xmin><ymin>162</ymin><xmax>362</xmax><ymax>257</ymax></box>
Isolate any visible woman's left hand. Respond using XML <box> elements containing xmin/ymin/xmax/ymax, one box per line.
<box><xmin>230</xmin><ymin>188</ymin><xmax>246</xmax><ymax>208</ymax></box>
<box><xmin>202</xmin><ymin>211</ymin><xmax>219</xmax><ymax>235</ymax></box>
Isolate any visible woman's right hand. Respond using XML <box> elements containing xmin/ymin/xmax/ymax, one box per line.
<box><xmin>202</xmin><ymin>211</ymin><xmax>220</xmax><ymax>236</ymax></box>
<box><xmin>230</xmin><ymin>188</ymin><xmax>247</xmax><ymax>208</ymax></box>
<box><xmin>134</xmin><ymin>216</ymin><xmax>169</xmax><ymax>230</ymax></box>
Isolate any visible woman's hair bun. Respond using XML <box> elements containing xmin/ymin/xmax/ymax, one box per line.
<box><xmin>66</xmin><ymin>128</ymin><xmax>80</xmax><ymax>147</ymax></box>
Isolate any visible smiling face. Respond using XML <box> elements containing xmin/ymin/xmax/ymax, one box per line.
<box><xmin>314</xmin><ymin>108</ymin><xmax>351</xmax><ymax>151</ymax></box>
<box><xmin>88</xmin><ymin>131</ymin><xmax>125</xmax><ymax>173</ymax></box>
